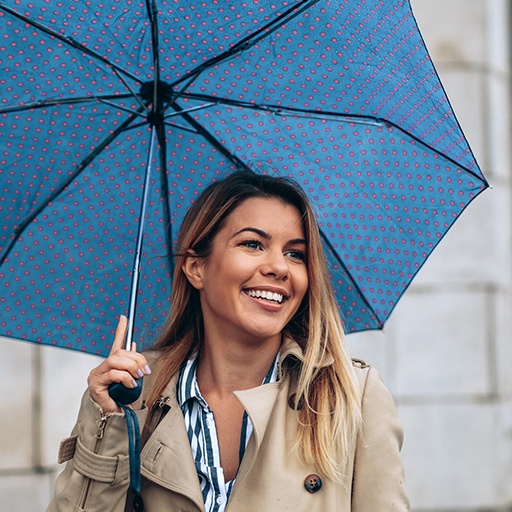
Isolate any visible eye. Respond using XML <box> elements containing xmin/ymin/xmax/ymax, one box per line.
<box><xmin>239</xmin><ymin>239</ymin><xmax>263</xmax><ymax>250</ymax></box>
<box><xmin>285</xmin><ymin>249</ymin><xmax>307</xmax><ymax>262</ymax></box>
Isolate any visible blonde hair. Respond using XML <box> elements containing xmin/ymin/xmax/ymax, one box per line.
<box><xmin>145</xmin><ymin>170</ymin><xmax>362</xmax><ymax>483</ymax></box>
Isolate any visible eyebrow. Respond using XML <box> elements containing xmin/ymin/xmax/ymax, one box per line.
<box><xmin>232</xmin><ymin>227</ymin><xmax>307</xmax><ymax>245</ymax></box>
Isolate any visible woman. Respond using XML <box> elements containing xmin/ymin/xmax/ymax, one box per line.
<box><xmin>47</xmin><ymin>171</ymin><xmax>409</xmax><ymax>511</ymax></box>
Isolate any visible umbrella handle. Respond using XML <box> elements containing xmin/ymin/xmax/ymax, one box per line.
<box><xmin>108</xmin><ymin>378</ymin><xmax>143</xmax><ymax>404</ymax></box>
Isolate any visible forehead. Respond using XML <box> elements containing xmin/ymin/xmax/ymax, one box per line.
<box><xmin>224</xmin><ymin>197</ymin><xmax>305</xmax><ymax>236</ymax></box>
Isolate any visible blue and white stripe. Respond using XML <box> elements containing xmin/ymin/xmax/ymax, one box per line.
<box><xmin>178</xmin><ymin>354</ymin><xmax>279</xmax><ymax>512</ymax></box>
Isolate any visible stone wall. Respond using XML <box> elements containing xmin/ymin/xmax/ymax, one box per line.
<box><xmin>0</xmin><ymin>1</ymin><xmax>510</xmax><ymax>510</ymax></box>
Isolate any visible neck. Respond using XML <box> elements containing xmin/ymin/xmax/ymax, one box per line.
<box><xmin>196</xmin><ymin>333</ymin><xmax>281</xmax><ymax>395</ymax></box>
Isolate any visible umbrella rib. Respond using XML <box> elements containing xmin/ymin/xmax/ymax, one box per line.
<box><xmin>168</xmin><ymin>0</ymin><xmax>319</xmax><ymax>93</ymax></box>
<box><xmin>318</xmin><ymin>231</ymin><xmax>383</xmax><ymax>330</ymax></box>
<box><xmin>0</xmin><ymin>94</ymin><xmax>135</xmax><ymax>114</ymax></box>
<box><xmin>233</xmin><ymin>0</ymin><xmax>320</xmax><ymax>50</ymax></box>
<box><xmin>388</xmin><ymin>120</ymin><xmax>488</xmax><ymax>184</ymax></box>
<box><xmin>0</xmin><ymin>3</ymin><xmax>141</xmax><ymax>83</ymax></box>
<box><xmin>169</xmin><ymin>101</ymin><xmax>251</xmax><ymax>171</ymax></box>
<box><xmin>144</xmin><ymin>0</ymin><xmax>174</xmax><ymax>278</ymax></box>
<box><xmin>162</xmin><ymin>120</ymin><xmax>199</xmax><ymax>134</ymax></box>
<box><xmin>146</xmin><ymin>0</ymin><xmax>162</xmax><ymax>111</ymax></box>
<box><xmin>110</xmin><ymin>68</ymin><xmax>150</xmax><ymax>114</ymax></box>
<box><xmin>164</xmin><ymin>102</ymin><xmax>217</xmax><ymax>119</ymax></box>
<box><xmin>155</xmin><ymin>120</ymin><xmax>175</xmax><ymax>279</ymax></box>
<box><xmin>182</xmin><ymin>92</ymin><xmax>387</xmax><ymax>125</ymax></box>
<box><xmin>0</xmin><ymin>111</ymin><xmax>145</xmax><ymax>265</ymax></box>
<box><xmin>98</xmin><ymin>99</ymin><xmax>148</xmax><ymax>119</ymax></box>
<box><xmin>180</xmin><ymin>93</ymin><xmax>488</xmax><ymax>184</ymax></box>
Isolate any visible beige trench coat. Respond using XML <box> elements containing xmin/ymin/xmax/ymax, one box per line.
<box><xmin>47</xmin><ymin>337</ymin><xmax>409</xmax><ymax>511</ymax></box>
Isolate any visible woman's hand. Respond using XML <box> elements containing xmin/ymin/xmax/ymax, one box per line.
<box><xmin>87</xmin><ymin>315</ymin><xmax>151</xmax><ymax>413</ymax></box>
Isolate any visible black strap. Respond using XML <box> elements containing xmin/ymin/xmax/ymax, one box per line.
<box><xmin>118</xmin><ymin>404</ymin><xmax>142</xmax><ymax>496</ymax></box>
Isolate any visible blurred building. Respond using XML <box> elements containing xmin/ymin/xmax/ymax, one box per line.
<box><xmin>0</xmin><ymin>1</ymin><xmax>510</xmax><ymax>510</ymax></box>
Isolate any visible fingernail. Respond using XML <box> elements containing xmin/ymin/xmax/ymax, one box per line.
<box><xmin>144</xmin><ymin>364</ymin><xmax>152</xmax><ymax>375</ymax></box>
<box><xmin>132</xmin><ymin>379</ymin><xmax>138</xmax><ymax>388</ymax></box>
<box><xmin>137</xmin><ymin>369</ymin><xmax>144</xmax><ymax>378</ymax></box>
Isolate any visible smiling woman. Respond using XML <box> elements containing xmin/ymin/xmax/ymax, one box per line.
<box><xmin>47</xmin><ymin>171</ymin><xmax>410</xmax><ymax>512</ymax></box>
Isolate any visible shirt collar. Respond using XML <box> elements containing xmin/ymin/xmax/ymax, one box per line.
<box><xmin>177</xmin><ymin>358</ymin><xmax>204</xmax><ymax>408</ymax></box>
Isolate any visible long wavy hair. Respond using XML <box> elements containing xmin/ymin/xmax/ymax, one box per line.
<box><xmin>144</xmin><ymin>170</ymin><xmax>362</xmax><ymax>483</ymax></box>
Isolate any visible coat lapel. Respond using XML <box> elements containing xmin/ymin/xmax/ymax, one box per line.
<box><xmin>232</xmin><ymin>381</ymin><xmax>282</xmax><ymax>487</ymax></box>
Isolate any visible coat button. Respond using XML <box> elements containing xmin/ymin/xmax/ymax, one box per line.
<box><xmin>304</xmin><ymin>474</ymin><xmax>322</xmax><ymax>493</ymax></box>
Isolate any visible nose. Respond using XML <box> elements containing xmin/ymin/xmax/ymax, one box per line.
<box><xmin>260</xmin><ymin>249</ymin><xmax>289</xmax><ymax>280</ymax></box>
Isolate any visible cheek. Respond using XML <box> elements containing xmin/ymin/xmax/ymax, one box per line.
<box><xmin>206</xmin><ymin>254</ymin><xmax>254</xmax><ymax>285</ymax></box>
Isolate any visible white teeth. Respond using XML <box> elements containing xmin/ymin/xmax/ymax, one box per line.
<box><xmin>246</xmin><ymin>289</ymin><xmax>284</xmax><ymax>304</ymax></box>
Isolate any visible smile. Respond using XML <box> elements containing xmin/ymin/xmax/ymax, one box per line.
<box><xmin>244</xmin><ymin>289</ymin><xmax>285</xmax><ymax>304</ymax></box>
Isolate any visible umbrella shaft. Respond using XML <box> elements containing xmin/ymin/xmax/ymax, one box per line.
<box><xmin>125</xmin><ymin>127</ymin><xmax>158</xmax><ymax>350</ymax></box>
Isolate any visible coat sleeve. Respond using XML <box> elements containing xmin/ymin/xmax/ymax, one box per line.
<box><xmin>46</xmin><ymin>391</ymin><xmax>148</xmax><ymax>512</ymax></box>
<box><xmin>351</xmin><ymin>366</ymin><xmax>410</xmax><ymax>511</ymax></box>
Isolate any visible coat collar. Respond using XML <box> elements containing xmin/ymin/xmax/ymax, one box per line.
<box><xmin>278</xmin><ymin>334</ymin><xmax>334</xmax><ymax>375</ymax></box>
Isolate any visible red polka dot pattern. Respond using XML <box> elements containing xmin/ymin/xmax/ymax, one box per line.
<box><xmin>0</xmin><ymin>0</ymin><xmax>488</xmax><ymax>356</ymax></box>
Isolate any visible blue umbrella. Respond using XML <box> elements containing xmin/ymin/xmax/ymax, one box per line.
<box><xmin>0</xmin><ymin>0</ymin><xmax>488</xmax><ymax>356</ymax></box>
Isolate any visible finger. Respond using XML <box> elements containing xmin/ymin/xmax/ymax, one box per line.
<box><xmin>89</xmin><ymin>368</ymin><xmax>136</xmax><ymax>391</ymax></box>
<box><xmin>128</xmin><ymin>342</ymin><xmax>151</xmax><ymax>376</ymax></box>
<box><xmin>89</xmin><ymin>355</ymin><xmax>144</xmax><ymax>388</ymax></box>
<box><xmin>88</xmin><ymin>368</ymin><xmax>136</xmax><ymax>413</ymax></box>
<box><xmin>97</xmin><ymin>348</ymin><xmax>149</xmax><ymax>375</ymax></box>
<box><xmin>110</xmin><ymin>315</ymin><xmax>128</xmax><ymax>355</ymax></box>
<box><xmin>104</xmin><ymin>369</ymin><xmax>140</xmax><ymax>389</ymax></box>
<box><xmin>109</xmin><ymin>349</ymin><xmax>150</xmax><ymax>378</ymax></box>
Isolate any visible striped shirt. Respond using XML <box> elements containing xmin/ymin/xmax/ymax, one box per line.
<box><xmin>177</xmin><ymin>355</ymin><xmax>279</xmax><ymax>512</ymax></box>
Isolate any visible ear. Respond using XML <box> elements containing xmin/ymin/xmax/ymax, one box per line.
<box><xmin>182</xmin><ymin>252</ymin><xmax>205</xmax><ymax>290</ymax></box>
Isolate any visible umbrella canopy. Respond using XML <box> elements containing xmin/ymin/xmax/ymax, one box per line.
<box><xmin>0</xmin><ymin>0</ymin><xmax>488</xmax><ymax>356</ymax></box>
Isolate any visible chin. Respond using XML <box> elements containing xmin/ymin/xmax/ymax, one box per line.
<box><xmin>241</xmin><ymin>324</ymin><xmax>286</xmax><ymax>343</ymax></box>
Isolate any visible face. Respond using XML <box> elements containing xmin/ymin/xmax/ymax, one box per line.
<box><xmin>184</xmin><ymin>197</ymin><xmax>309</xmax><ymax>347</ymax></box>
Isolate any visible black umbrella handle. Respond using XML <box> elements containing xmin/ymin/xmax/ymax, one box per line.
<box><xmin>108</xmin><ymin>378</ymin><xmax>143</xmax><ymax>404</ymax></box>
